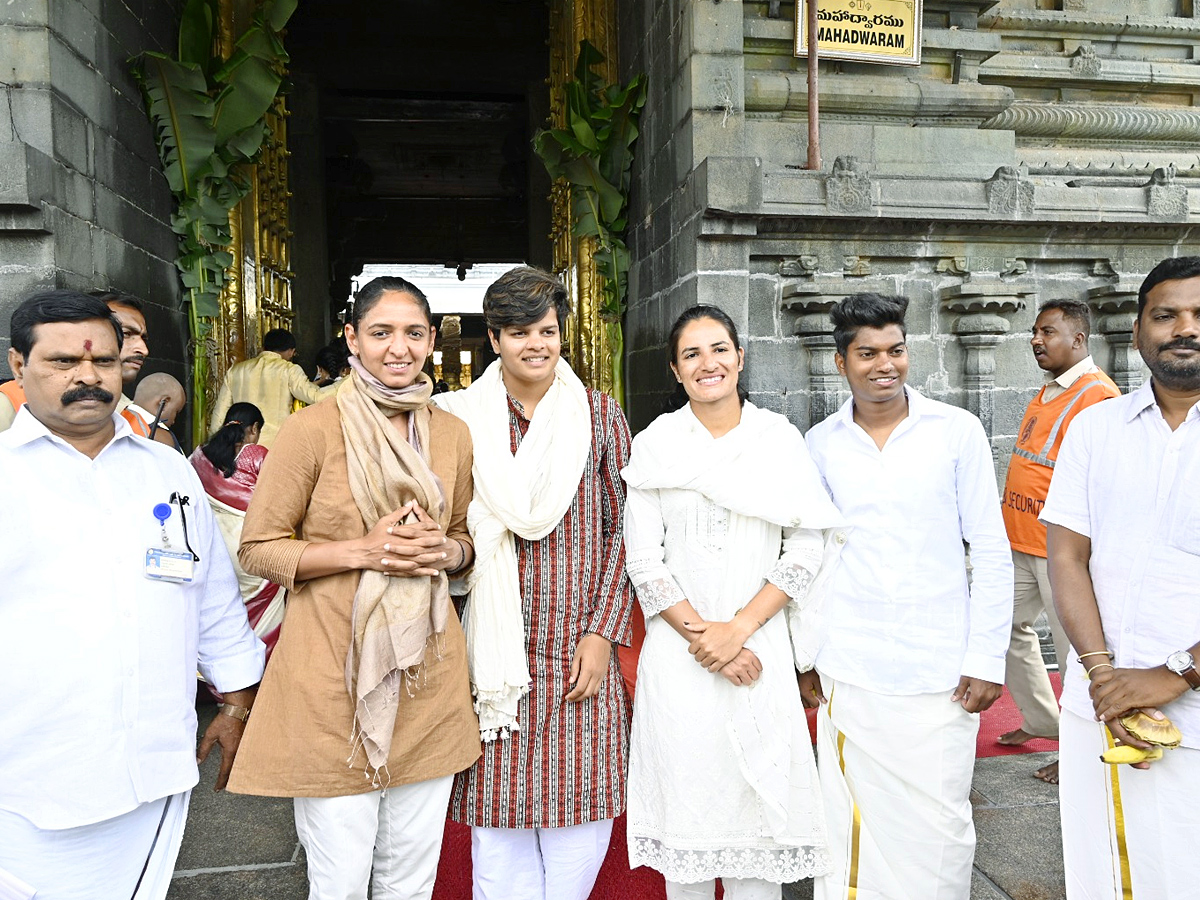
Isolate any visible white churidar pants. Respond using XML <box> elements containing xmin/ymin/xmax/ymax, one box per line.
<box><xmin>814</xmin><ymin>680</ymin><xmax>979</xmax><ymax>900</ymax></box>
<box><xmin>665</xmin><ymin>877</ymin><xmax>780</xmax><ymax>899</ymax></box>
<box><xmin>293</xmin><ymin>774</ymin><xmax>454</xmax><ymax>900</ymax></box>
<box><xmin>0</xmin><ymin>790</ymin><xmax>190</xmax><ymax>900</ymax></box>
<box><xmin>1004</xmin><ymin>550</ymin><xmax>1070</xmax><ymax>737</ymax></box>
<box><xmin>471</xmin><ymin>818</ymin><xmax>613</xmax><ymax>900</ymax></box>
<box><xmin>1060</xmin><ymin>709</ymin><xmax>1200</xmax><ymax>900</ymax></box>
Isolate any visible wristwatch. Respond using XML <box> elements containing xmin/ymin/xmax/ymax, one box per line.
<box><xmin>1165</xmin><ymin>651</ymin><xmax>1200</xmax><ymax>692</ymax></box>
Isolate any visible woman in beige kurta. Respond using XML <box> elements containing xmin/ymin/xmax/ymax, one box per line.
<box><xmin>229</xmin><ymin>277</ymin><xmax>480</xmax><ymax>900</ymax></box>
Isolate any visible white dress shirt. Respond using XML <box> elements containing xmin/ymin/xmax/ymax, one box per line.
<box><xmin>1041</xmin><ymin>354</ymin><xmax>1100</xmax><ymax>402</ymax></box>
<box><xmin>1041</xmin><ymin>380</ymin><xmax>1200</xmax><ymax>747</ymax></box>
<box><xmin>806</xmin><ymin>387</ymin><xmax>1014</xmax><ymax>694</ymax></box>
<box><xmin>0</xmin><ymin>409</ymin><xmax>265</xmax><ymax>829</ymax></box>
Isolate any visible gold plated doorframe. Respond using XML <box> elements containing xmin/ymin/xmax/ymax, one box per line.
<box><xmin>548</xmin><ymin>0</ymin><xmax>618</xmax><ymax>396</ymax></box>
<box><xmin>209</xmin><ymin>0</ymin><xmax>295</xmax><ymax>432</ymax></box>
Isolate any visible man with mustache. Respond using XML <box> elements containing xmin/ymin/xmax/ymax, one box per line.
<box><xmin>0</xmin><ymin>290</ymin><xmax>176</xmax><ymax>447</ymax></box>
<box><xmin>1043</xmin><ymin>256</ymin><xmax>1200</xmax><ymax>899</ymax></box>
<box><xmin>997</xmin><ymin>300</ymin><xmax>1119</xmax><ymax>784</ymax></box>
<box><xmin>0</xmin><ymin>290</ymin><xmax>265</xmax><ymax>900</ymax></box>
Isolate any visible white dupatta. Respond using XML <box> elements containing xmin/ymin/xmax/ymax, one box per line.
<box><xmin>434</xmin><ymin>359</ymin><xmax>592</xmax><ymax>740</ymax></box>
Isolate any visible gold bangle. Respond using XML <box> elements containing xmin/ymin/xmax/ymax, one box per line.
<box><xmin>1077</xmin><ymin>650</ymin><xmax>1114</xmax><ymax>662</ymax></box>
<box><xmin>1085</xmin><ymin>662</ymin><xmax>1115</xmax><ymax>680</ymax></box>
<box><xmin>219</xmin><ymin>703</ymin><xmax>251</xmax><ymax>722</ymax></box>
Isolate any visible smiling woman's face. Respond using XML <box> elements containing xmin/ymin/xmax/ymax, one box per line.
<box><xmin>670</xmin><ymin>316</ymin><xmax>744</xmax><ymax>407</ymax></box>
<box><xmin>344</xmin><ymin>290</ymin><xmax>435</xmax><ymax>389</ymax></box>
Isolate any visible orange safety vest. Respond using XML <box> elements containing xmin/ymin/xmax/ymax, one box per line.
<box><xmin>0</xmin><ymin>381</ymin><xmax>151</xmax><ymax>436</ymax></box>
<box><xmin>1001</xmin><ymin>371</ymin><xmax>1120</xmax><ymax>557</ymax></box>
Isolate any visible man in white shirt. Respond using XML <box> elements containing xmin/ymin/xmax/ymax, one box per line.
<box><xmin>209</xmin><ymin>328</ymin><xmax>327</xmax><ymax>447</ymax></box>
<box><xmin>0</xmin><ymin>290</ymin><xmax>265</xmax><ymax>900</ymax></box>
<box><xmin>803</xmin><ymin>292</ymin><xmax>1013</xmax><ymax>900</ymax></box>
<box><xmin>1043</xmin><ymin>256</ymin><xmax>1200</xmax><ymax>900</ymax></box>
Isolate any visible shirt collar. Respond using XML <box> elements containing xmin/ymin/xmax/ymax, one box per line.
<box><xmin>832</xmin><ymin>384</ymin><xmax>946</xmax><ymax>429</ymax></box>
<box><xmin>1045</xmin><ymin>355</ymin><xmax>1098</xmax><ymax>390</ymax></box>
<box><xmin>6</xmin><ymin>404</ymin><xmax>135</xmax><ymax>452</ymax></box>
<box><xmin>1126</xmin><ymin>379</ymin><xmax>1200</xmax><ymax>424</ymax></box>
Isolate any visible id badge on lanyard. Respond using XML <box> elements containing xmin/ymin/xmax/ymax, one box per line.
<box><xmin>144</xmin><ymin>496</ymin><xmax>199</xmax><ymax>583</ymax></box>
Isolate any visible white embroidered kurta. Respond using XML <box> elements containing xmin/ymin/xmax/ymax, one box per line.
<box><xmin>624</xmin><ymin>484</ymin><xmax>830</xmax><ymax>884</ymax></box>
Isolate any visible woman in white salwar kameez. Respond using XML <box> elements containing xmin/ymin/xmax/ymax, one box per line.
<box><xmin>622</xmin><ymin>306</ymin><xmax>844</xmax><ymax>900</ymax></box>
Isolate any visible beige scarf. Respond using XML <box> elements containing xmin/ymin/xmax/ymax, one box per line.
<box><xmin>338</xmin><ymin>363</ymin><xmax>448</xmax><ymax>778</ymax></box>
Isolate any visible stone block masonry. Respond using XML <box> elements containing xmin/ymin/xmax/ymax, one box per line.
<box><xmin>0</xmin><ymin>0</ymin><xmax>185</xmax><ymax>397</ymax></box>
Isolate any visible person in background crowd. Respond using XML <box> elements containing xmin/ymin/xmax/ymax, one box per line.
<box><xmin>0</xmin><ymin>289</ymin><xmax>263</xmax><ymax>900</ymax></box>
<box><xmin>131</xmin><ymin>372</ymin><xmax>188</xmax><ymax>452</ymax></box>
<box><xmin>210</xmin><ymin>328</ymin><xmax>328</xmax><ymax>447</ymax></box>
<box><xmin>190</xmin><ymin>402</ymin><xmax>285</xmax><ymax>689</ymax></box>
<box><xmin>226</xmin><ymin>276</ymin><xmax>478</xmax><ymax>900</ymax></box>
<box><xmin>803</xmin><ymin>292</ymin><xmax>1013</xmax><ymax>900</ymax></box>
<box><xmin>622</xmin><ymin>305</ymin><xmax>841</xmax><ymax>900</ymax></box>
<box><xmin>1044</xmin><ymin>256</ymin><xmax>1200</xmax><ymax>900</ymax></box>
<box><xmin>997</xmin><ymin>300</ymin><xmax>1119</xmax><ymax>784</ymax></box>
<box><xmin>314</xmin><ymin>341</ymin><xmax>351</xmax><ymax>387</ymax></box>
<box><xmin>437</xmin><ymin>266</ymin><xmax>634</xmax><ymax>900</ymax></box>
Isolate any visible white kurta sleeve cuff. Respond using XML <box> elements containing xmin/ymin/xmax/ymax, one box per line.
<box><xmin>960</xmin><ymin>651</ymin><xmax>1006</xmax><ymax>686</ymax></box>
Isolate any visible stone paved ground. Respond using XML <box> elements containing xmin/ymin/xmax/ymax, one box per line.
<box><xmin>169</xmin><ymin>705</ymin><xmax>1064</xmax><ymax>900</ymax></box>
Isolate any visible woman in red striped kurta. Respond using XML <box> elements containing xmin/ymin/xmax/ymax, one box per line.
<box><xmin>443</xmin><ymin>266</ymin><xmax>634</xmax><ymax>900</ymax></box>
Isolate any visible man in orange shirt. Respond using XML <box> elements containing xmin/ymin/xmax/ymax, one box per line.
<box><xmin>998</xmin><ymin>300</ymin><xmax>1120</xmax><ymax>782</ymax></box>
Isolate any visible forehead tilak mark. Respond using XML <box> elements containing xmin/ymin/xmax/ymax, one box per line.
<box><xmin>84</xmin><ymin>339</ymin><xmax>92</xmax><ymax>351</ymax></box>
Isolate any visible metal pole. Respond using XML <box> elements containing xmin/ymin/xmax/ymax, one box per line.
<box><xmin>806</xmin><ymin>0</ymin><xmax>821</xmax><ymax>170</ymax></box>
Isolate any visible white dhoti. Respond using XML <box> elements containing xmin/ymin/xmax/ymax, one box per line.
<box><xmin>0</xmin><ymin>791</ymin><xmax>190</xmax><ymax>900</ymax></box>
<box><xmin>814</xmin><ymin>680</ymin><xmax>979</xmax><ymax>900</ymax></box>
<box><xmin>1060</xmin><ymin>709</ymin><xmax>1200</xmax><ymax>900</ymax></box>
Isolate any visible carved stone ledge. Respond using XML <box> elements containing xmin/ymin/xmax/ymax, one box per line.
<box><xmin>981</xmin><ymin>102</ymin><xmax>1200</xmax><ymax>144</ymax></box>
<box><xmin>979</xmin><ymin>10</ymin><xmax>1200</xmax><ymax>40</ymax></box>
<box><xmin>986</xmin><ymin>167</ymin><xmax>1035</xmax><ymax>218</ymax></box>
<box><xmin>1069</xmin><ymin>43</ymin><xmax>1101</xmax><ymax>78</ymax></box>
<box><xmin>825</xmin><ymin>157</ymin><xmax>873</xmax><ymax>215</ymax></box>
<box><xmin>1146</xmin><ymin>165</ymin><xmax>1189</xmax><ymax>222</ymax></box>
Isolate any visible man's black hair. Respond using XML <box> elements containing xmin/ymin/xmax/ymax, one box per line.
<box><xmin>483</xmin><ymin>266</ymin><xmax>571</xmax><ymax>336</ymax></box>
<box><xmin>88</xmin><ymin>289</ymin><xmax>144</xmax><ymax>314</ymax></box>
<box><xmin>1037</xmin><ymin>299</ymin><xmax>1092</xmax><ymax>340</ymax></box>
<box><xmin>10</xmin><ymin>290</ymin><xmax>124</xmax><ymax>360</ymax></box>
<box><xmin>830</xmin><ymin>293</ymin><xmax>910</xmax><ymax>357</ymax></box>
<box><xmin>263</xmin><ymin>328</ymin><xmax>297</xmax><ymax>353</ymax></box>
<box><xmin>1137</xmin><ymin>257</ymin><xmax>1200</xmax><ymax>319</ymax></box>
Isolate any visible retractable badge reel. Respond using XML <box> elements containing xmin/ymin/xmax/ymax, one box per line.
<box><xmin>144</xmin><ymin>500</ymin><xmax>196</xmax><ymax>583</ymax></box>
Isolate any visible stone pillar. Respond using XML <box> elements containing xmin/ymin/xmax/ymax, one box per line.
<box><xmin>441</xmin><ymin>315</ymin><xmax>464</xmax><ymax>389</ymax></box>
<box><xmin>940</xmin><ymin>280</ymin><xmax>1033</xmax><ymax>434</ymax></box>
<box><xmin>1088</xmin><ymin>280</ymin><xmax>1145</xmax><ymax>394</ymax></box>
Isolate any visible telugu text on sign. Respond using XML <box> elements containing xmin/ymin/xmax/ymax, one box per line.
<box><xmin>795</xmin><ymin>0</ymin><xmax>922</xmax><ymax>67</ymax></box>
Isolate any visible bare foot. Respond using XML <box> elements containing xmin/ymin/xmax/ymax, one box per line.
<box><xmin>997</xmin><ymin>728</ymin><xmax>1036</xmax><ymax>746</ymax></box>
<box><xmin>1034</xmin><ymin>760</ymin><xmax>1059</xmax><ymax>784</ymax></box>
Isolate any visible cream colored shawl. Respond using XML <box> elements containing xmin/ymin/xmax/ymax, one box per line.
<box><xmin>434</xmin><ymin>359</ymin><xmax>592</xmax><ymax>740</ymax></box>
<box><xmin>338</xmin><ymin>362</ymin><xmax>448</xmax><ymax>776</ymax></box>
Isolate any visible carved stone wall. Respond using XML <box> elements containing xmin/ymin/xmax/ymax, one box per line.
<box><xmin>619</xmin><ymin>0</ymin><xmax>1187</xmax><ymax>473</ymax></box>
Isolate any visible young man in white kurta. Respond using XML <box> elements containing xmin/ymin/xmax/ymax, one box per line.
<box><xmin>804</xmin><ymin>292</ymin><xmax>1012</xmax><ymax>900</ymax></box>
<box><xmin>0</xmin><ymin>291</ymin><xmax>264</xmax><ymax>900</ymax></box>
<box><xmin>1042</xmin><ymin>257</ymin><xmax>1200</xmax><ymax>900</ymax></box>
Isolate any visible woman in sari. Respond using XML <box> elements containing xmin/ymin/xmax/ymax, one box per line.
<box><xmin>190</xmin><ymin>402</ymin><xmax>284</xmax><ymax>676</ymax></box>
<box><xmin>622</xmin><ymin>305</ymin><xmax>843</xmax><ymax>900</ymax></box>
<box><xmin>227</xmin><ymin>276</ymin><xmax>480</xmax><ymax>900</ymax></box>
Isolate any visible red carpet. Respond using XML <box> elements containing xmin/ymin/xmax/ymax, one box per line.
<box><xmin>976</xmin><ymin>672</ymin><xmax>1062</xmax><ymax>758</ymax></box>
